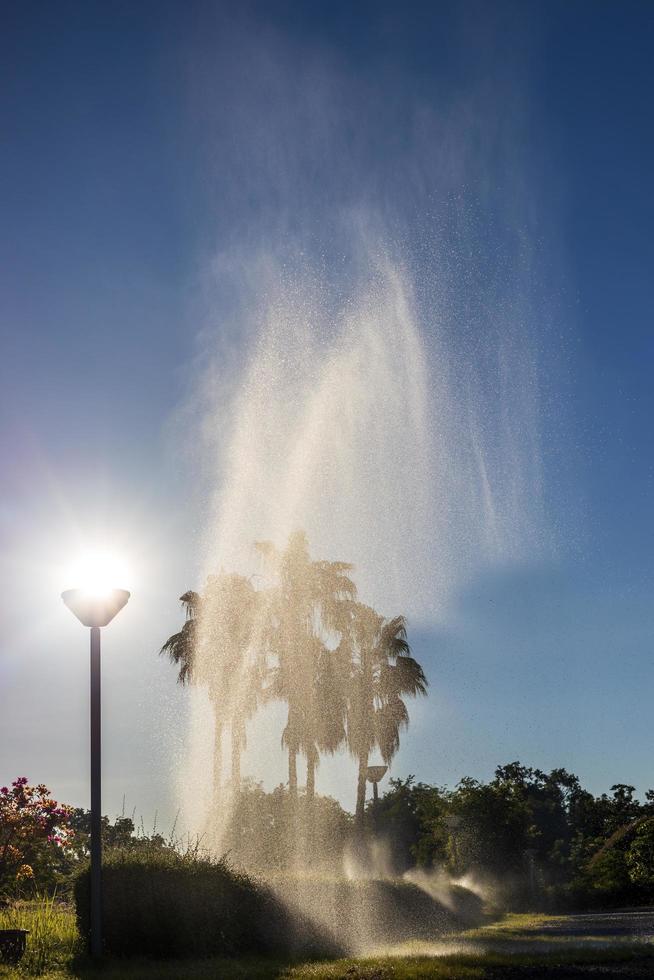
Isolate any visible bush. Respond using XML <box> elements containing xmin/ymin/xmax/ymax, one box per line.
<box><xmin>74</xmin><ymin>849</ymin><xmax>336</xmax><ymax>959</ymax></box>
<box><xmin>0</xmin><ymin>778</ymin><xmax>72</xmax><ymax>895</ymax></box>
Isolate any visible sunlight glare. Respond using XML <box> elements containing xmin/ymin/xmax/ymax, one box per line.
<box><xmin>65</xmin><ymin>548</ymin><xmax>131</xmax><ymax>597</ymax></box>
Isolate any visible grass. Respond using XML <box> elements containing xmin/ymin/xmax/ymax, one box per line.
<box><xmin>284</xmin><ymin>946</ymin><xmax>654</xmax><ymax>978</ymax></box>
<box><xmin>1</xmin><ymin>901</ymin><xmax>654</xmax><ymax>979</ymax></box>
<box><xmin>0</xmin><ymin>896</ymin><xmax>79</xmax><ymax>976</ymax></box>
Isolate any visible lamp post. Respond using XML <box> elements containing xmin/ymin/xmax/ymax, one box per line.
<box><xmin>61</xmin><ymin>588</ymin><xmax>129</xmax><ymax>958</ymax></box>
<box><xmin>366</xmin><ymin>765</ymin><xmax>388</xmax><ymax>833</ymax></box>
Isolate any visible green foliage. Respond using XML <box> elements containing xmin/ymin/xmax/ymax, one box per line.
<box><xmin>371</xmin><ymin>777</ymin><xmax>447</xmax><ymax>872</ymax></box>
<box><xmin>627</xmin><ymin>819</ymin><xmax>654</xmax><ymax>886</ymax></box>
<box><xmin>226</xmin><ymin>782</ymin><xmax>351</xmax><ymax>872</ymax></box>
<box><xmin>373</xmin><ymin>764</ymin><xmax>654</xmax><ymax>910</ymax></box>
<box><xmin>0</xmin><ymin>895</ymin><xmax>79</xmax><ymax>974</ymax></box>
<box><xmin>65</xmin><ymin>808</ymin><xmax>172</xmax><ymax>863</ymax></box>
<box><xmin>562</xmin><ymin>816</ymin><xmax>654</xmax><ymax>908</ymax></box>
<box><xmin>73</xmin><ymin>849</ymin><xmax>333</xmax><ymax>959</ymax></box>
<box><xmin>581</xmin><ymin>846</ymin><xmax>632</xmax><ymax>902</ymax></box>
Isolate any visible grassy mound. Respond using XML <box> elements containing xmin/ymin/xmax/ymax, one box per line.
<box><xmin>74</xmin><ymin>850</ymin><xmax>336</xmax><ymax>960</ymax></box>
<box><xmin>267</xmin><ymin>875</ymin><xmax>485</xmax><ymax>953</ymax></box>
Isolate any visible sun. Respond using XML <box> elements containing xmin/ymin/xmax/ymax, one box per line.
<box><xmin>64</xmin><ymin>548</ymin><xmax>131</xmax><ymax>598</ymax></box>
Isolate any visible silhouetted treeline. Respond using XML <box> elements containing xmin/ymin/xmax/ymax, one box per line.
<box><xmin>224</xmin><ymin>764</ymin><xmax>654</xmax><ymax>910</ymax></box>
<box><xmin>369</xmin><ymin>763</ymin><xmax>654</xmax><ymax>908</ymax></box>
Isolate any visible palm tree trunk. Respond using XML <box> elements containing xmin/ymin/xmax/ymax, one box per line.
<box><xmin>213</xmin><ymin>722</ymin><xmax>223</xmax><ymax>803</ymax></box>
<box><xmin>286</xmin><ymin>704</ymin><xmax>299</xmax><ymax>801</ymax></box>
<box><xmin>306</xmin><ymin>746</ymin><xmax>316</xmax><ymax>802</ymax></box>
<box><xmin>288</xmin><ymin>746</ymin><xmax>298</xmax><ymax>800</ymax></box>
<box><xmin>231</xmin><ymin>719</ymin><xmax>242</xmax><ymax>791</ymax></box>
<box><xmin>355</xmin><ymin>752</ymin><xmax>368</xmax><ymax>829</ymax></box>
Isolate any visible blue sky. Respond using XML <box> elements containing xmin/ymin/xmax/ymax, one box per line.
<box><xmin>1</xmin><ymin>1</ymin><xmax>653</xmax><ymax>826</ymax></box>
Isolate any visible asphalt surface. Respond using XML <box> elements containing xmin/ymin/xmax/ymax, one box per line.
<box><xmin>468</xmin><ymin>909</ymin><xmax>654</xmax><ymax>978</ymax></box>
<box><xmin>513</xmin><ymin>908</ymin><xmax>654</xmax><ymax>940</ymax></box>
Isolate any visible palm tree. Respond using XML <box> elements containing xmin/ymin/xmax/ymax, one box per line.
<box><xmin>343</xmin><ymin>603</ymin><xmax>427</xmax><ymax>828</ymax></box>
<box><xmin>160</xmin><ymin>589</ymin><xmax>199</xmax><ymax>684</ymax></box>
<box><xmin>257</xmin><ymin>531</ymin><xmax>356</xmax><ymax>802</ymax></box>
<box><xmin>201</xmin><ymin>572</ymin><xmax>262</xmax><ymax>788</ymax></box>
<box><xmin>160</xmin><ymin>573</ymin><xmax>262</xmax><ymax>796</ymax></box>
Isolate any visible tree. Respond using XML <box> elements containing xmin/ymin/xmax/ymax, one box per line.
<box><xmin>257</xmin><ymin>531</ymin><xmax>356</xmax><ymax>802</ymax></box>
<box><xmin>626</xmin><ymin>819</ymin><xmax>654</xmax><ymax>887</ymax></box>
<box><xmin>448</xmin><ymin>776</ymin><xmax>533</xmax><ymax>882</ymax></box>
<box><xmin>66</xmin><ymin>809</ymin><xmax>171</xmax><ymax>863</ymax></box>
<box><xmin>491</xmin><ymin>764</ymin><xmax>580</xmax><ymax>881</ymax></box>
<box><xmin>161</xmin><ymin>573</ymin><xmax>262</xmax><ymax>797</ymax></box>
<box><xmin>343</xmin><ymin>603</ymin><xmax>427</xmax><ymax>828</ymax></box>
<box><xmin>225</xmin><ymin>780</ymin><xmax>352</xmax><ymax>871</ymax></box>
<box><xmin>373</xmin><ymin>776</ymin><xmax>447</xmax><ymax>872</ymax></box>
<box><xmin>160</xmin><ymin>590</ymin><xmax>198</xmax><ymax>684</ymax></box>
<box><xmin>202</xmin><ymin>572</ymin><xmax>263</xmax><ymax>789</ymax></box>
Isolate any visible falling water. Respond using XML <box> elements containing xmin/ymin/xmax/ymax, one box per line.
<box><xmin>176</xmin><ymin>230</ymin><xmax>545</xmax><ymax>848</ymax></box>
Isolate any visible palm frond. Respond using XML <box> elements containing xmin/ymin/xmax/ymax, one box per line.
<box><xmin>160</xmin><ymin>619</ymin><xmax>196</xmax><ymax>685</ymax></box>
<box><xmin>375</xmin><ymin>695</ymin><xmax>410</xmax><ymax>763</ymax></box>
<box><xmin>380</xmin><ymin>656</ymin><xmax>428</xmax><ymax>698</ymax></box>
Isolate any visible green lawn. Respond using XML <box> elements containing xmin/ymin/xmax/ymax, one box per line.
<box><xmin>2</xmin><ymin>902</ymin><xmax>653</xmax><ymax>979</ymax></box>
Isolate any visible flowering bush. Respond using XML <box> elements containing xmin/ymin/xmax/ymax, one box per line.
<box><xmin>0</xmin><ymin>778</ymin><xmax>72</xmax><ymax>893</ymax></box>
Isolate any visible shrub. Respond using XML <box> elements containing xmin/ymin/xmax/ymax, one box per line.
<box><xmin>74</xmin><ymin>849</ymin><xmax>336</xmax><ymax>959</ymax></box>
<box><xmin>0</xmin><ymin>778</ymin><xmax>72</xmax><ymax>895</ymax></box>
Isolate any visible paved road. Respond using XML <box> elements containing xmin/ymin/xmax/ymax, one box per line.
<box><xmin>513</xmin><ymin>908</ymin><xmax>654</xmax><ymax>940</ymax></box>
<box><xmin>452</xmin><ymin>910</ymin><xmax>654</xmax><ymax>978</ymax></box>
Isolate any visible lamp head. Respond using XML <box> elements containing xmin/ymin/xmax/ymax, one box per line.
<box><xmin>61</xmin><ymin>589</ymin><xmax>130</xmax><ymax>628</ymax></box>
<box><xmin>366</xmin><ymin>765</ymin><xmax>388</xmax><ymax>784</ymax></box>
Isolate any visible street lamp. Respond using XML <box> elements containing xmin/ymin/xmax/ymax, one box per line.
<box><xmin>61</xmin><ymin>586</ymin><xmax>130</xmax><ymax>957</ymax></box>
